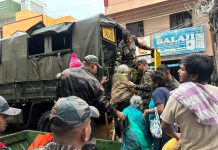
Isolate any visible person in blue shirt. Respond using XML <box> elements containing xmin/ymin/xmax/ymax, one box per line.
<box><xmin>143</xmin><ymin>71</ymin><xmax>171</xmax><ymax>150</ymax></box>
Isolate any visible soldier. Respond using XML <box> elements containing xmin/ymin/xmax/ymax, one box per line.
<box><xmin>35</xmin><ymin>96</ymin><xmax>99</xmax><ymax>150</ymax></box>
<box><xmin>127</xmin><ymin>59</ymin><xmax>153</xmax><ymax>109</ymax></box>
<box><xmin>0</xmin><ymin>96</ymin><xmax>21</xmax><ymax>149</ymax></box>
<box><xmin>161</xmin><ymin>54</ymin><xmax>218</xmax><ymax>149</ymax></box>
<box><xmin>116</xmin><ymin>30</ymin><xmax>155</xmax><ymax>67</ymax></box>
<box><xmin>56</xmin><ymin>55</ymin><xmax>125</xmax><ymax>119</ymax></box>
<box><xmin>157</xmin><ymin>64</ymin><xmax>179</xmax><ymax>91</ymax></box>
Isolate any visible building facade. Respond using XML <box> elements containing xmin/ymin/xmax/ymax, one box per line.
<box><xmin>21</xmin><ymin>0</ymin><xmax>46</xmax><ymax>14</ymax></box>
<box><xmin>105</xmin><ymin>0</ymin><xmax>214</xmax><ymax>78</ymax></box>
<box><xmin>2</xmin><ymin>10</ymin><xmax>76</xmax><ymax>38</ymax></box>
<box><xmin>0</xmin><ymin>0</ymin><xmax>21</xmax><ymax>37</ymax></box>
<box><xmin>0</xmin><ymin>0</ymin><xmax>46</xmax><ymax>38</ymax></box>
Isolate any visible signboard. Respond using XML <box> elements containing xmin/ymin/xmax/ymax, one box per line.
<box><xmin>152</xmin><ymin>26</ymin><xmax>206</xmax><ymax>56</ymax></box>
<box><xmin>102</xmin><ymin>27</ymin><xmax>115</xmax><ymax>43</ymax></box>
<box><xmin>135</xmin><ymin>36</ymin><xmax>152</xmax><ymax>63</ymax></box>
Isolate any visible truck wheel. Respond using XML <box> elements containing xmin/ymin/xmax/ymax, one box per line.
<box><xmin>37</xmin><ymin>111</ymin><xmax>51</xmax><ymax>132</ymax></box>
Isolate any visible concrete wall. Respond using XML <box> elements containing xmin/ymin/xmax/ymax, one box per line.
<box><xmin>143</xmin><ymin>15</ymin><xmax>169</xmax><ymax>36</ymax></box>
<box><xmin>2</xmin><ymin>15</ymin><xmax>43</xmax><ymax>37</ymax></box>
<box><xmin>16</xmin><ymin>10</ymin><xmax>40</xmax><ymax>21</ymax></box>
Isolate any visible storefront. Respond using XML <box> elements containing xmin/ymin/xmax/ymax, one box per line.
<box><xmin>136</xmin><ymin>25</ymin><xmax>206</xmax><ymax>80</ymax></box>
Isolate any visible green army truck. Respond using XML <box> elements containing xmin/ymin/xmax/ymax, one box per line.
<box><xmin>0</xmin><ymin>14</ymin><xmax>123</xmax><ymax>131</ymax></box>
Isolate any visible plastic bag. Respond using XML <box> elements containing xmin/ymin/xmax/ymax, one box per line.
<box><xmin>150</xmin><ymin>107</ymin><xmax>162</xmax><ymax>138</ymax></box>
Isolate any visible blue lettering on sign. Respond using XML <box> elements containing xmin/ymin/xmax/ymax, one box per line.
<box><xmin>152</xmin><ymin>26</ymin><xmax>206</xmax><ymax>56</ymax></box>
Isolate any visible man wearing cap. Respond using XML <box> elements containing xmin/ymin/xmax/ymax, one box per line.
<box><xmin>127</xmin><ymin>59</ymin><xmax>153</xmax><ymax>109</ymax></box>
<box><xmin>0</xmin><ymin>96</ymin><xmax>21</xmax><ymax>148</ymax></box>
<box><xmin>157</xmin><ymin>64</ymin><xmax>179</xmax><ymax>91</ymax></box>
<box><xmin>56</xmin><ymin>55</ymin><xmax>125</xmax><ymax>119</ymax></box>
<box><xmin>35</xmin><ymin>96</ymin><xmax>99</xmax><ymax>150</ymax></box>
<box><xmin>116</xmin><ymin>30</ymin><xmax>155</xmax><ymax>67</ymax></box>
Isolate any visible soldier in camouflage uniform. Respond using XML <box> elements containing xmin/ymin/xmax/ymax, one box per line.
<box><xmin>34</xmin><ymin>96</ymin><xmax>99</xmax><ymax>150</ymax></box>
<box><xmin>116</xmin><ymin>30</ymin><xmax>154</xmax><ymax>67</ymax></box>
<box><xmin>56</xmin><ymin>55</ymin><xmax>125</xmax><ymax>120</ymax></box>
<box><xmin>157</xmin><ymin>64</ymin><xmax>180</xmax><ymax>91</ymax></box>
<box><xmin>127</xmin><ymin>59</ymin><xmax>153</xmax><ymax>109</ymax></box>
<box><xmin>0</xmin><ymin>96</ymin><xmax>21</xmax><ymax>150</ymax></box>
<box><xmin>56</xmin><ymin>55</ymin><xmax>125</xmax><ymax>140</ymax></box>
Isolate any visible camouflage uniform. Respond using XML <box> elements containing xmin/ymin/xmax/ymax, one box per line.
<box><xmin>130</xmin><ymin>59</ymin><xmax>153</xmax><ymax>109</ymax></box>
<box><xmin>33</xmin><ymin>142</ymin><xmax>79</xmax><ymax>150</ymax></box>
<box><xmin>156</xmin><ymin>64</ymin><xmax>180</xmax><ymax>91</ymax></box>
<box><xmin>56</xmin><ymin>66</ymin><xmax>117</xmax><ymax>115</ymax></box>
<box><xmin>34</xmin><ymin>142</ymin><xmax>96</xmax><ymax>150</ymax></box>
<box><xmin>134</xmin><ymin>69</ymin><xmax>153</xmax><ymax>109</ymax></box>
<box><xmin>116</xmin><ymin>37</ymin><xmax>154</xmax><ymax>67</ymax></box>
<box><xmin>166</xmin><ymin>77</ymin><xmax>180</xmax><ymax>91</ymax></box>
<box><xmin>34</xmin><ymin>96</ymin><xmax>99</xmax><ymax>150</ymax></box>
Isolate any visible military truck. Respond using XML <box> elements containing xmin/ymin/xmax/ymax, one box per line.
<box><xmin>0</xmin><ymin>14</ymin><xmax>123</xmax><ymax>131</ymax></box>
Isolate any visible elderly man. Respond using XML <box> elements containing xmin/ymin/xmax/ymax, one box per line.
<box><xmin>56</xmin><ymin>55</ymin><xmax>125</xmax><ymax>119</ymax></box>
<box><xmin>0</xmin><ymin>96</ymin><xmax>21</xmax><ymax>148</ymax></box>
<box><xmin>161</xmin><ymin>54</ymin><xmax>218</xmax><ymax>149</ymax></box>
<box><xmin>36</xmin><ymin>96</ymin><xmax>99</xmax><ymax>150</ymax></box>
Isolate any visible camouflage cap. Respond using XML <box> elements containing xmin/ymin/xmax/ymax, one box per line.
<box><xmin>134</xmin><ymin>58</ymin><xmax>148</xmax><ymax>68</ymax></box>
<box><xmin>50</xmin><ymin>96</ymin><xmax>99</xmax><ymax>129</ymax></box>
<box><xmin>83</xmin><ymin>55</ymin><xmax>102</xmax><ymax>68</ymax></box>
<box><xmin>0</xmin><ymin>96</ymin><xmax>21</xmax><ymax>116</ymax></box>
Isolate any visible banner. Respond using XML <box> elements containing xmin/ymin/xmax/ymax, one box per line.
<box><xmin>152</xmin><ymin>26</ymin><xmax>206</xmax><ymax>56</ymax></box>
<box><xmin>135</xmin><ymin>36</ymin><xmax>152</xmax><ymax>63</ymax></box>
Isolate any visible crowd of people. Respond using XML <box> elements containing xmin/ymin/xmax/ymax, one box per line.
<box><xmin>110</xmin><ymin>30</ymin><xmax>218</xmax><ymax>150</ymax></box>
<box><xmin>0</xmin><ymin>29</ymin><xmax>218</xmax><ymax>150</ymax></box>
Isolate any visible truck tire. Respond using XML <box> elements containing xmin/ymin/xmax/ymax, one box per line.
<box><xmin>37</xmin><ymin>111</ymin><xmax>51</xmax><ymax>132</ymax></box>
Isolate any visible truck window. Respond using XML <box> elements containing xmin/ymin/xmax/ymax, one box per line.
<box><xmin>28</xmin><ymin>35</ymin><xmax>44</xmax><ymax>55</ymax></box>
<box><xmin>52</xmin><ymin>33</ymin><xmax>71</xmax><ymax>52</ymax></box>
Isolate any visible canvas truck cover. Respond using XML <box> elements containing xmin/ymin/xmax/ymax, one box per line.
<box><xmin>31</xmin><ymin>22</ymin><xmax>73</xmax><ymax>36</ymax></box>
<box><xmin>0</xmin><ymin>13</ymin><xmax>121</xmax><ymax>84</ymax></box>
<box><xmin>0</xmin><ymin>33</ymin><xmax>70</xmax><ymax>84</ymax></box>
<box><xmin>70</xmin><ymin>13</ymin><xmax>121</xmax><ymax>62</ymax></box>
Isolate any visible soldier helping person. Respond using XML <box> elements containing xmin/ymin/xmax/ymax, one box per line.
<box><xmin>127</xmin><ymin>59</ymin><xmax>153</xmax><ymax>109</ymax></box>
<box><xmin>116</xmin><ymin>30</ymin><xmax>155</xmax><ymax>67</ymax></box>
<box><xmin>56</xmin><ymin>55</ymin><xmax>125</xmax><ymax>120</ymax></box>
